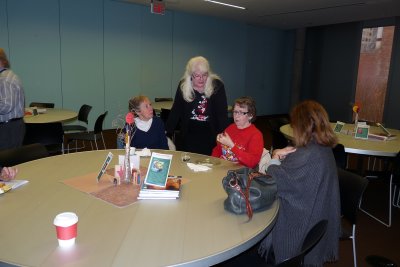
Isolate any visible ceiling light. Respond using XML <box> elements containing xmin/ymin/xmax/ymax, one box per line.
<box><xmin>203</xmin><ymin>0</ymin><xmax>246</xmax><ymax>10</ymax></box>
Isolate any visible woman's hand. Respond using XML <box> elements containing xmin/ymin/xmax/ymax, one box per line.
<box><xmin>0</xmin><ymin>167</ymin><xmax>18</xmax><ymax>181</ymax></box>
<box><xmin>272</xmin><ymin>146</ymin><xmax>296</xmax><ymax>160</ymax></box>
<box><xmin>216</xmin><ymin>132</ymin><xmax>235</xmax><ymax>149</ymax></box>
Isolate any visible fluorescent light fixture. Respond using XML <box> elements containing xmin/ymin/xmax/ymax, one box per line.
<box><xmin>203</xmin><ymin>0</ymin><xmax>246</xmax><ymax>10</ymax></box>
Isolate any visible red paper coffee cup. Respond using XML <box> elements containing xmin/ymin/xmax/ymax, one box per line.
<box><xmin>54</xmin><ymin>212</ymin><xmax>78</xmax><ymax>248</ymax></box>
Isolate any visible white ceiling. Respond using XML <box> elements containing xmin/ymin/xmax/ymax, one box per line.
<box><xmin>113</xmin><ymin>0</ymin><xmax>400</xmax><ymax>29</ymax></box>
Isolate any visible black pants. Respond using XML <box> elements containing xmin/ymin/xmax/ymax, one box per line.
<box><xmin>0</xmin><ymin>119</ymin><xmax>25</xmax><ymax>150</ymax></box>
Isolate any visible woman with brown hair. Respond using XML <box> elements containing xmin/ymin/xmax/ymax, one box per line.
<box><xmin>259</xmin><ymin>100</ymin><xmax>341</xmax><ymax>266</ymax></box>
<box><xmin>211</xmin><ymin>96</ymin><xmax>263</xmax><ymax>168</ymax></box>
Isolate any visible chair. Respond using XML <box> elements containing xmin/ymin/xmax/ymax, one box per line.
<box><xmin>23</xmin><ymin>122</ymin><xmax>65</xmax><ymax>155</ymax></box>
<box><xmin>63</xmin><ymin>104</ymin><xmax>92</xmax><ymax>133</ymax></box>
<box><xmin>359</xmin><ymin>151</ymin><xmax>400</xmax><ymax>227</ymax></box>
<box><xmin>338</xmin><ymin>168</ymin><xmax>369</xmax><ymax>267</ymax></box>
<box><xmin>66</xmin><ymin>111</ymin><xmax>107</xmax><ymax>151</ymax></box>
<box><xmin>0</xmin><ymin>143</ymin><xmax>49</xmax><ymax>166</ymax></box>
<box><xmin>154</xmin><ymin>97</ymin><xmax>173</xmax><ymax>102</ymax></box>
<box><xmin>29</xmin><ymin>102</ymin><xmax>55</xmax><ymax>108</ymax></box>
<box><xmin>275</xmin><ymin>220</ymin><xmax>328</xmax><ymax>267</ymax></box>
<box><xmin>266</xmin><ymin>115</ymin><xmax>290</xmax><ymax>151</ymax></box>
<box><xmin>333</xmin><ymin>143</ymin><xmax>348</xmax><ymax>169</ymax></box>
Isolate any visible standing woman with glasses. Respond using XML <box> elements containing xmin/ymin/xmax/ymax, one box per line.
<box><xmin>166</xmin><ymin>56</ymin><xmax>228</xmax><ymax>155</ymax></box>
<box><xmin>212</xmin><ymin>96</ymin><xmax>264</xmax><ymax>168</ymax></box>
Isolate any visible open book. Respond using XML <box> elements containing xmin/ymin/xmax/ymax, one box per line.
<box><xmin>0</xmin><ymin>180</ymin><xmax>29</xmax><ymax>194</ymax></box>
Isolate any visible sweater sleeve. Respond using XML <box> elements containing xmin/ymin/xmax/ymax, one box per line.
<box><xmin>165</xmin><ymin>83</ymin><xmax>184</xmax><ymax>134</ymax></box>
<box><xmin>231</xmin><ymin>127</ymin><xmax>264</xmax><ymax>168</ymax></box>
<box><xmin>211</xmin><ymin>143</ymin><xmax>222</xmax><ymax>158</ymax></box>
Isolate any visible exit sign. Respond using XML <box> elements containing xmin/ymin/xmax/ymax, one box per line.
<box><xmin>151</xmin><ymin>0</ymin><xmax>165</xmax><ymax>15</ymax></box>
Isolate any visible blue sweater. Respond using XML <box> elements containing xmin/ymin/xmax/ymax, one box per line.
<box><xmin>130</xmin><ymin>116</ymin><xmax>168</xmax><ymax>149</ymax></box>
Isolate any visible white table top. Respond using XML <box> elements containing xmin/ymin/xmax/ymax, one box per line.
<box><xmin>280</xmin><ymin>123</ymin><xmax>400</xmax><ymax>157</ymax></box>
<box><xmin>24</xmin><ymin>108</ymin><xmax>78</xmax><ymax>124</ymax></box>
<box><xmin>0</xmin><ymin>150</ymin><xmax>278</xmax><ymax>267</ymax></box>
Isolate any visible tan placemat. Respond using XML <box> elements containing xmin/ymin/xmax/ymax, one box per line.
<box><xmin>62</xmin><ymin>171</ymin><xmax>141</xmax><ymax>208</ymax></box>
<box><xmin>62</xmin><ymin>168</ymin><xmax>189</xmax><ymax>208</ymax></box>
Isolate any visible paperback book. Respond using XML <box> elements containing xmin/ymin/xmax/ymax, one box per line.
<box><xmin>138</xmin><ymin>176</ymin><xmax>181</xmax><ymax>200</ymax></box>
<box><xmin>143</xmin><ymin>152</ymin><xmax>173</xmax><ymax>187</ymax></box>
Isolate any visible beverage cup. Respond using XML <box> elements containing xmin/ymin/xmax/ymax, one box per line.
<box><xmin>181</xmin><ymin>152</ymin><xmax>191</xmax><ymax>163</ymax></box>
<box><xmin>53</xmin><ymin>212</ymin><xmax>78</xmax><ymax>248</ymax></box>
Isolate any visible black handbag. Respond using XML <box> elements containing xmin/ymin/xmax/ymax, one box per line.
<box><xmin>222</xmin><ymin>167</ymin><xmax>277</xmax><ymax>220</ymax></box>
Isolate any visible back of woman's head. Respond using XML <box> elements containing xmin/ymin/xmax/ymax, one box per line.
<box><xmin>290</xmin><ymin>100</ymin><xmax>337</xmax><ymax>147</ymax></box>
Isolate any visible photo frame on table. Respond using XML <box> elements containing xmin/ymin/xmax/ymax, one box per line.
<box><xmin>97</xmin><ymin>152</ymin><xmax>113</xmax><ymax>182</ymax></box>
<box><xmin>334</xmin><ymin>121</ymin><xmax>345</xmax><ymax>133</ymax></box>
<box><xmin>355</xmin><ymin>124</ymin><xmax>369</xmax><ymax>139</ymax></box>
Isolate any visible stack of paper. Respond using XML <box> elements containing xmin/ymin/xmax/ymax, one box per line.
<box><xmin>138</xmin><ymin>176</ymin><xmax>181</xmax><ymax>199</ymax></box>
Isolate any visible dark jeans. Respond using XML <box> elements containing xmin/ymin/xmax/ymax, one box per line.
<box><xmin>0</xmin><ymin>119</ymin><xmax>25</xmax><ymax>150</ymax></box>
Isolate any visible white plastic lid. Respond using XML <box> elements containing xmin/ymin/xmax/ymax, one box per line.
<box><xmin>53</xmin><ymin>212</ymin><xmax>78</xmax><ymax>227</ymax></box>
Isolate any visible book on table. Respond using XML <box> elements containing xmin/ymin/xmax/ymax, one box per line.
<box><xmin>143</xmin><ymin>152</ymin><xmax>173</xmax><ymax>187</ymax></box>
<box><xmin>138</xmin><ymin>176</ymin><xmax>182</xmax><ymax>199</ymax></box>
<box><xmin>0</xmin><ymin>180</ymin><xmax>29</xmax><ymax>194</ymax></box>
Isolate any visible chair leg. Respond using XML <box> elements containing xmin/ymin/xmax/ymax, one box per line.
<box><xmin>351</xmin><ymin>224</ymin><xmax>357</xmax><ymax>267</ymax></box>
<box><xmin>101</xmin><ymin>133</ymin><xmax>106</xmax><ymax>149</ymax></box>
<box><xmin>360</xmin><ymin>174</ymin><xmax>392</xmax><ymax>227</ymax></box>
<box><xmin>393</xmin><ymin>184</ymin><xmax>400</xmax><ymax>208</ymax></box>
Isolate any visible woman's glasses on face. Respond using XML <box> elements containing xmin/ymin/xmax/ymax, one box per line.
<box><xmin>192</xmin><ymin>72</ymin><xmax>209</xmax><ymax>80</ymax></box>
<box><xmin>232</xmin><ymin>110</ymin><xmax>249</xmax><ymax>116</ymax></box>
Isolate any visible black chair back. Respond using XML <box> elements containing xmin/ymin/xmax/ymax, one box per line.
<box><xmin>333</xmin><ymin>144</ymin><xmax>347</xmax><ymax>169</ymax></box>
<box><xmin>0</xmin><ymin>143</ymin><xmax>49</xmax><ymax>166</ymax></box>
<box><xmin>338</xmin><ymin>168</ymin><xmax>369</xmax><ymax>224</ymax></box>
<box><xmin>94</xmin><ymin>111</ymin><xmax>107</xmax><ymax>134</ymax></box>
<box><xmin>154</xmin><ymin>97</ymin><xmax>173</xmax><ymax>102</ymax></box>
<box><xmin>277</xmin><ymin>220</ymin><xmax>328</xmax><ymax>267</ymax></box>
<box><xmin>29</xmin><ymin>102</ymin><xmax>55</xmax><ymax>108</ymax></box>
<box><xmin>77</xmin><ymin>104</ymin><xmax>92</xmax><ymax>124</ymax></box>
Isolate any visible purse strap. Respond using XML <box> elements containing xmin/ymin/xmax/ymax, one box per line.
<box><xmin>229</xmin><ymin>172</ymin><xmax>253</xmax><ymax>220</ymax></box>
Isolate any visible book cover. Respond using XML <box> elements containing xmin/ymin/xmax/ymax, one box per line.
<box><xmin>143</xmin><ymin>152</ymin><xmax>172</xmax><ymax>187</ymax></box>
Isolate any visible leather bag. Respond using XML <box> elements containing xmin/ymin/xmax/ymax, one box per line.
<box><xmin>222</xmin><ymin>167</ymin><xmax>277</xmax><ymax>220</ymax></box>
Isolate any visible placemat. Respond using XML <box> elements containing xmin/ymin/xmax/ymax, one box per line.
<box><xmin>62</xmin><ymin>167</ymin><xmax>148</xmax><ymax>208</ymax></box>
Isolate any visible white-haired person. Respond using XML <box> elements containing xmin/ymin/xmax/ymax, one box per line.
<box><xmin>166</xmin><ymin>56</ymin><xmax>228</xmax><ymax>155</ymax></box>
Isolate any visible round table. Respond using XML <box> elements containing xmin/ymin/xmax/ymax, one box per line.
<box><xmin>0</xmin><ymin>150</ymin><xmax>278</xmax><ymax>267</ymax></box>
<box><xmin>280</xmin><ymin>123</ymin><xmax>400</xmax><ymax>157</ymax></box>
<box><xmin>24</xmin><ymin>108</ymin><xmax>78</xmax><ymax>124</ymax></box>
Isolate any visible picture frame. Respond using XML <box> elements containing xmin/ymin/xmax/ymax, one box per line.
<box><xmin>334</xmin><ymin>121</ymin><xmax>345</xmax><ymax>133</ymax></box>
<box><xmin>354</xmin><ymin>124</ymin><xmax>369</xmax><ymax>139</ymax></box>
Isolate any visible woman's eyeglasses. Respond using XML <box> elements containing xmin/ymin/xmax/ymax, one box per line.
<box><xmin>232</xmin><ymin>110</ymin><xmax>249</xmax><ymax>116</ymax></box>
<box><xmin>192</xmin><ymin>72</ymin><xmax>209</xmax><ymax>80</ymax></box>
